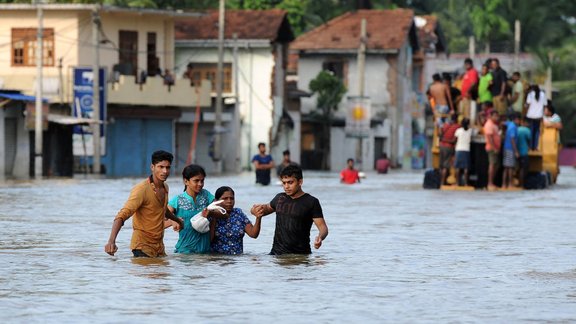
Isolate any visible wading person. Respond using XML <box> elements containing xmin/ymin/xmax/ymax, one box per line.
<box><xmin>210</xmin><ymin>186</ymin><xmax>262</xmax><ymax>255</ymax></box>
<box><xmin>250</xmin><ymin>165</ymin><xmax>328</xmax><ymax>255</ymax></box>
<box><xmin>276</xmin><ymin>149</ymin><xmax>299</xmax><ymax>178</ymax></box>
<box><xmin>252</xmin><ymin>142</ymin><xmax>275</xmax><ymax>186</ymax></box>
<box><xmin>166</xmin><ymin>164</ymin><xmax>227</xmax><ymax>254</ymax></box>
<box><xmin>340</xmin><ymin>158</ymin><xmax>360</xmax><ymax>184</ymax></box>
<box><xmin>104</xmin><ymin>150</ymin><xmax>184</xmax><ymax>258</ymax></box>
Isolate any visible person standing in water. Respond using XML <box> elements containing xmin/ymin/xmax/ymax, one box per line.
<box><xmin>252</xmin><ymin>142</ymin><xmax>275</xmax><ymax>186</ymax></box>
<box><xmin>165</xmin><ymin>164</ymin><xmax>227</xmax><ymax>254</ymax></box>
<box><xmin>210</xmin><ymin>186</ymin><xmax>262</xmax><ymax>255</ymax></box>
<box><xmin>105</xmin><ymin>150</ymin><xmax>184</xmax><ymax>258</ymax></box>
<box><xmin>251</xmin><ymin>165</ymin><xmax>328</xmax><ymax>255</ymax></box>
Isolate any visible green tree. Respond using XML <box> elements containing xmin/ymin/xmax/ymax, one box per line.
<box><xmin>469</xmin><ymin>0</ymin><xmax>510</xmax><ymax>52</ymax></box>
<box><xmin>309</xmin><ymin>70</ymin><xmax>347</xmax><ymax>170</ymax></box>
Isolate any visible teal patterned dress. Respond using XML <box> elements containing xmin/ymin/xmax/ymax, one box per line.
<box><xmin>169</xmin><ymin>189</ymin><xmax>214</xmax><ymax>254</ymax></box>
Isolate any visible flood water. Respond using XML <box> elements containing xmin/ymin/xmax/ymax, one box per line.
<box><xmin>1</xmin><ymin>167</ymin><xmax>575</xmax><ymax>323</ymax></box>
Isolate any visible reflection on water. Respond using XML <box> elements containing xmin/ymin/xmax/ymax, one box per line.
<box><xmin>1</xmin><ymin>168</ymin><xmax>576</xmax><ymax>322</ymax></box>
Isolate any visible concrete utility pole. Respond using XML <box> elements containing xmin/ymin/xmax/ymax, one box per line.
<box><xmin>92</xmin><ymin>9</ymin><xmax>101</xmax><ymax>174</ymax></box>
<box><xmin>545</xmin><ymin>52</ymin><xmax>553</xmax><ymax>100</ymax></box>
<box><xmin>514</xmin><ymin>20</ymin><xmax>521</xmax><ymax>72</ymax></box>
<box><xmin>468</xmin><ymin>36</ymin><xmax>475</xmax><ymax>61</ymax></box>
<box><xmin>355</xmin><ymin>18</ymin><xmax>367</xmax><ymax>171</ymax></box>
<box><xmin>213</xmin><ymin>0</ymin><xmax>225</xmax><ymax>173</ymax></box>
<box><xmin>232</xmin><ymin>33</ymin><xmax>241</xmax><ymax>173</ymax></box>
<box><xmin>34</xmin><ymin>0</ymin><xmax>44</xmax><ymax>178</ymax></box>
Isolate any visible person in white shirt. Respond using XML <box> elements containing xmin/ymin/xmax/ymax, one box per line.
<box><xmin>453</xmin><ymin>118</ymin><xmax>477</xmax><ymax>186</ymax></box>
<box><xmin>525</xmin><ymin>84</ymin><xmax>547</xmax><ymax>150</ymax></box>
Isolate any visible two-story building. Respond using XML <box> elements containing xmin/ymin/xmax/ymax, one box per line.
<box><xmin>290</xmin><ymin>9</ymin><xmax>419</xmax><ymax>171</ymax></box>
<box><xmin>0</xmin><ymin>3</ymin><xmax>210</xmax><ymax>178</ymax></box>
<box><xmin>174</xmin><ymin>9</ymin><xmax>294</xmax><ymax>173</ymax></box>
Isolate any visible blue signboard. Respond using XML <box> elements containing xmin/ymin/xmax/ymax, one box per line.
<box><xmin>72</xmin><ymin>67</ymin><xmax>106</xmax><ymax>156</ymax></box>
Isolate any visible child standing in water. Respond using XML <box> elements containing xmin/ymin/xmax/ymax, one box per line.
<box><xmin>210</xmin><ymin>186</ymin><xmax>262</xmax><ymax>255</ymax></box>
<box><xmin>166</xmin><ymin>164</ymin><xmax>226</xmax><ymax>254</ymax></box>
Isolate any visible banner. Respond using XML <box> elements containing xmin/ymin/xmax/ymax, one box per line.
<box><xmin>345</xmin><ymin>96</ymin><xmax>371</xmax><ymax>138</ymax></box>
<box><xmin>72</xmin><ymin>67</ymin><xmax>106</xmax><ymax>156</ymax></box>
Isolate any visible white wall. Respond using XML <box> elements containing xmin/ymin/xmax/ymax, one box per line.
<box><xmin>175</xmin><ymin>46</ymin><xmax>275</xmax><ymax>171</ymax></box>
<box><xmin>298</xmin><ymin>54</ymin><xmax>394</xmax><ymax>171</ymax></box>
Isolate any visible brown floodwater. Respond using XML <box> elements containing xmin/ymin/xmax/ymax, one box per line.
<box><xmin>1</xmin><ymin>168</ymin><xmax>575</xmax><ymax>322</ymax></box>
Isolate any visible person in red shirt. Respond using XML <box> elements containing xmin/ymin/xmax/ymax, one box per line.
<box><xmin>439</xmin><ymin>114</ymin><xmax>460</xmax><ymax>186</ymax></box>
<box><xmin>340</xmin><ymin>158</ymin><xmax>360</xmax><ymax>184</ymax></box>
<box><xmin>460</xmin><ymin>58</ymin><xmax>479</xmax><ymax>119</ymax></box>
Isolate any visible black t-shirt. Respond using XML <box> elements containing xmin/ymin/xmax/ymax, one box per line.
<box><xmin>269</xmin><ymin>192</ymin><xmax>323</xmax><ymax>255</ymax></box>
<box><xmin>490</xmin><ymin>68</ymin><xmax>507</xmax><ymax>96</ymax></box>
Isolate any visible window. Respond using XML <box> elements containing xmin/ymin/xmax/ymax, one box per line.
<box><xmin>322</xmin><ymin>60</ymin><xmax>347</xmax><ymax>86</ymax></box>
<box><xmin>187</xmin><ymin>63</ymin><xmax>232</xmax><ymax>93</ymax></box>
<box><xmin>11</xmin><ymin>28</ymin><xmax>55</xmax><ymax>67</ymax></box>
<box><xmin>119</xmin><ymin>30</ymin><xmax>138</xmax><ymax>76</ymax></box>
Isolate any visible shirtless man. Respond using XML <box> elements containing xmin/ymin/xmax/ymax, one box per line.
<box><xmin>428</xmin><ymin>73</ymin><xmax>455</xmax><ymax>128</ymax></box>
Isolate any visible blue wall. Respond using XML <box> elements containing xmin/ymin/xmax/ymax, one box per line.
<box><xmin>103</xmin><ymin>118</ymin><xmax>173</xmax><ymax>177</ymax></box>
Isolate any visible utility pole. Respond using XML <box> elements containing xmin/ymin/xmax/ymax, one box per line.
<box><xmin>232</xmin><ymin>33</ymin><xmax>241</xmax><ymax>173</ymax></box>
<box><xmin>545</xmin><ymin>52</ymin><xmax>553</xmax><ymax>100</ymax></box>
<box><xmin>468</xmin><ymin>36</ymin><xmax>475</xmax><ymax>61</ymax></box>
<box><xmin>92</xmin><ymin>8</ymin><xmax>101</xmax><ymax>174</ymax></box>
<box><xmin>514</xmin><ymin>20</ymin><xmax>521</xmax><ymax>72</ymax></box>
<box><xmin>34</xmin><ymin>0</ymin><xmax>43</xmax><ymax>178</ymax></box>
<box><xmin>355</xmin><ymin>18</ymin><xmax>367</xmax><ymax>171</ymax></box>
<box><xmin>213</xmin><ymin>0</ymin><xmax>225</xmax><ymax>173</ymax></box>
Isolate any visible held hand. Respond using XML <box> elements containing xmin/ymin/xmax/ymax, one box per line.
<box><xmin>314</xmin><ymin>235</ymin><xmax>323</xmax><ymax>249</ymax></box>
<box><xmin>251</xmin><ymin>204</ymin><xmax>264</xmax><ymax>217</ymax></box>
<box><xmin>207</xmin><ymin>200</ymin><xmax>226</xmax><ymax>214</ymax></box>
<box><xmin>105</xmin><ymin>242</ymin><xmax>118</xmax><ymax>256</ymax></box>
<box><xmin>172</xmin><ymin>218</ymin><xmax>183</xmax><ymax>232</ymax></box>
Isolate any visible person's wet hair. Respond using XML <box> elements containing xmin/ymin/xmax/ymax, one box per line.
<box><xmin>464</xmin><ymin>58</ymin><xmax>473</xmax><ymax>65</ymax></box>
<box><xmin>283</xmin><ymin>149</ymin><xmax>290</xmax><ymax>156</ymax></box>
<box><xmin>151</xmin><ymin>150</ymin><xmax>173</xmax><ymax>165</ymax></box>
<box><xmin>258</xmin><ymin>142</ymin><xmax>265</xmax><ymax>148</ymax></box>
<box><xmin>182</xmin><ymin>164</ymin><xmax>206</xmax><ymax>191</ymax></box>
<box><xmin>432</xmin><ymin>73</ymin><xmax>441</xmax><ymax>82</ymax></box>
<box><xmin>280</xmin><ymin>164</ymin><xmax>303</xmax><ymax>180</ymax></box>
<box><xmin>215</xmin><ymin>186</ymin><xmax>234</xmax><ymax>200</ymax></box>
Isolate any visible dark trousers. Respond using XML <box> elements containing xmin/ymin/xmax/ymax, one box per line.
<box><xmin>527</xmin><ymin>118</ymin><xmax>542</xmax><ymax>150</ymax></box>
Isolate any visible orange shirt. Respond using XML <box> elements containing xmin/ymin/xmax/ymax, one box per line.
<box><xmin>115</xmin><ymin>178</ymin><xmax>169</xmax><ymax>257</ymax></box>
<box><xmin>483</xmin><ymin>119</ymin><xmax>501</xmax><ymax>152</ymax></box>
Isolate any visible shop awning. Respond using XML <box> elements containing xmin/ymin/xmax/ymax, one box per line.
<box><xmin>47</xmin><ymin>114</ymin><xmax>101</xmax><ymax>125</ymax></box>
<box><xmin>0</xmin><ymin>92</ymin><xmax>49</xmax><ymax>103</ymax></box>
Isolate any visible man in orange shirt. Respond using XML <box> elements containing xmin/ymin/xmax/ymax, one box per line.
<box><xmin>483</xmin><ymin>111</ymin><xmax>501</xmax><ymax>190</ymax></box>
<box><xmin>340</xmin><ymin>158</ymin><xmax>360</xmax><ymax>184</ymax></box>
<box><xmin>105</xmin><ymin>150</ymin><xmax>184</xmax><ymax>257</ymax></box>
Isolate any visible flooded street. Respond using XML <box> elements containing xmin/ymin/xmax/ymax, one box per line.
<box><xmin>1</xmin><ymin>168</ymin><xmax>575</xmax><ymax>322</ymax></box>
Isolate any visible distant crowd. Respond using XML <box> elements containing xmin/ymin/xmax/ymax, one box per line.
<box><xmin>428</xmin><ymin>57</ymin><xmax>563</xmax><ymax>190</ymax></box>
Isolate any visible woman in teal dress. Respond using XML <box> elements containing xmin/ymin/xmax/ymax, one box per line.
<box><xmin>210</xmin><ymin>186</ymin><xmax>262</xmax><ymax>255</ymax></box>
<box><xmin>167</xmin><ymin>164</ymin><xmax>219</xmax><ymax>254</ymax></box>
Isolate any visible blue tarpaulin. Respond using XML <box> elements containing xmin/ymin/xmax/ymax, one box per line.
<box><xmin>0</xmin><ymin>92</ymin><xmax>48</xmax><ymax>103</ymax></box>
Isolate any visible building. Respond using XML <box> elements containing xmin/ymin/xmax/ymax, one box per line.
<box><xmin>0</xmin><ymin>3</ymin><xmax>210</xmax><ymax>179</ymax></box>
<box><xmin>174</xmin><ymin>9</ymin><xmax>294</xmax><ymax>173</ymax></box>
<box><xmin>290</xmin><ymin>9</ymin><xmax>419</xmax><ymax>171</ymax></box>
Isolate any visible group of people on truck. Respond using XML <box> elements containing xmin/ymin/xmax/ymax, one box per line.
<box><xmin>428</xmin><ymin>57</ymin><xmax>563</xmax><ymax>190</ymax></box>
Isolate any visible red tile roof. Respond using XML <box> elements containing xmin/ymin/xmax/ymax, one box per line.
<box><xmin>291</xmin><ymin>9</ymin><xmax>415</xmax><ymax>52</ymax></box>
<box><xmin>175</xmin><ymin>9</ymin><xmax>293</xmax><ymax>42</ymax></box>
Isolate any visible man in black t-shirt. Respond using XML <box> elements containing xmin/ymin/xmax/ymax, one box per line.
<box><xmin>490</xmin><ymin>58</ymin><xmax>508</xmax><ymax>116</ymax></box>
<box><xmin>251</xmin><ymin>165</ymin><xmax>329</xmax><ymax>255</ymax></box>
